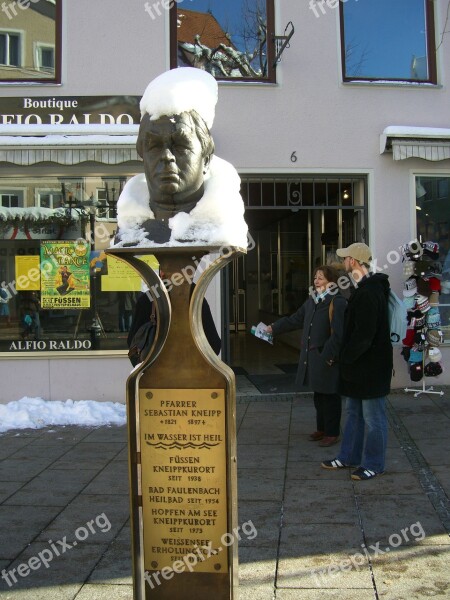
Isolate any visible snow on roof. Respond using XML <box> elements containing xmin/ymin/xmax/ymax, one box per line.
<box><xmin>140</xmin><ymin>67</ymin><xmax>218</xmax><ymax>129</ymax></box>
<box><xmin>0</xmin><ymin>135</ymin><xmax>138</xmax><ymax>147</ymax></box>
<box><xmin>0</xmin><ymin>124</ymin><xmax>138</xmax><ymax>136</ymax></box>
<box><xmin>380</xmin><ymin>126</ymin><xmax>450</xmax><ymax>153</ymax></box>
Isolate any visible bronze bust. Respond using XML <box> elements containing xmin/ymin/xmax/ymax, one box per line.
<box><xmin>114</xmin><ymin>68</ymin><xmax>247</xmax><ymax>248</ymax></box>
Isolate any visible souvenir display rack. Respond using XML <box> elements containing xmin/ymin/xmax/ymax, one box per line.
<box><xmin>401</xmin><ymin>240</ymin><xmax>444</xmax><ymax>397</ymax></box>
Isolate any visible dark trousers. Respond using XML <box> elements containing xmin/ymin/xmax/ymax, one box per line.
<box><xmin>314</xmin><ymin>392</ymin><xmax>342</xmax><ymax>437</ymax></box>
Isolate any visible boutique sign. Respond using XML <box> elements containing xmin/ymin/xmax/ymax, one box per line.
<box><xmin>0</xmin><ymin>95</ymin><xmax>141</xmax><ymax>126</ymax></box>
<box><xmin>9</xmin><ymin>339</ymin><xmax>92</xmax><ymax>351</ymax></box>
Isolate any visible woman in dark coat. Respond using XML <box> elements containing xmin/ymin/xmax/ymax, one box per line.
<box><xmin>267</xmin><ymin>265</ymin><xmax>347</xmax><ymax>447</ymax></box>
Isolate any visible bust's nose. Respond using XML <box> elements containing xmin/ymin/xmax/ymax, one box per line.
<box><xmin>161</xmin><ymin>147</ymin><xmax>176</xmax><ymax>163</ymax></box>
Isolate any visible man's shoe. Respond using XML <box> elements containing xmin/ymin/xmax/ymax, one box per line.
<box><xmin>309</xmin><ymin>431</ymin><xmax>325</xmax><ymax>441</ymax></box>
<box><xmin>351</xmin><ymin>467</ymin><xmax>384</xmax><ymax>481</ymax></box>
<box><xmin>318</xmin><ymin>436</ymin><xmax>340</xmax><ymax>447</ymax></box>
<box><xmin>321</xmin><ymin>458</ymin><xmax>353</xmax><ymax>469</ymax></box>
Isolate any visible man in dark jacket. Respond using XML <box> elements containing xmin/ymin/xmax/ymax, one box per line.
<box><xmin>321</xmin><ymin>243</ymin><xmax>393</xmax><ymax>480</ymax></box>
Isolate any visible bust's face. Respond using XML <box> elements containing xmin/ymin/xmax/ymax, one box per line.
<box><xmin>138</xmin><ymin>113</ymin><xmax>210</xmax><ymax>212</ymax></box>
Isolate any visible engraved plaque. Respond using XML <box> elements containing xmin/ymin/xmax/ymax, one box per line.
<box><xmin>139</xmin><ymin>389</ymin><xmax>228</xmax><ymax>573</ymax></box>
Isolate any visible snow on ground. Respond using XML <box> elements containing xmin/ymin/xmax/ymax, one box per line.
<box><xmin>0</xmin><ymin>397</ymin><xmax>126</xmax><ymax>434</ymax></box>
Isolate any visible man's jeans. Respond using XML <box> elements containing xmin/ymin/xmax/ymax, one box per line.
<box><xmin>337</xmin><ymin>396</ymin><xmax>387</xmax><ymax>473</ymax></box>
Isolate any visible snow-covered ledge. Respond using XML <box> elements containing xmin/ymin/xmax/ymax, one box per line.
<box><xmin>380</xmin><ymin>126</ymin><xmax>450</xmax><ymax>161</ymax></box>
<box><xmin>0</xmin><ymin>124</ymin><xmax>140</xmax><ymax>165</ymax></box>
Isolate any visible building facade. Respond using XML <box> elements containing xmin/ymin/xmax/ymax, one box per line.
<box><xmin>0</xmin><ymin>0</ymin><xmax>449</xmax><ymax>401</ymax></box>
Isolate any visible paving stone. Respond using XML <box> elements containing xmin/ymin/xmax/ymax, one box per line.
<box><xmin>0</xmin><ymin>438</ymin><xmax>34</xmax><ymax>460</ymax></box>
<box><xmin>88</xmin><ymin>524</ymin><xmax>132</xmax><ymax>584</ymax></box>
<box><xmin>237</xmin><ymin>445</ymin><xmax>287</xmax><ymax>469</ymax></box>
<box><xmin>3</xmin><ymin>469</ymin><xmax>101</xmax><ymax>507</ymax></box>
<box><xmin>234</xmin><ymin>584</ymin><xmax>275</xmax><ymax>599</ymax></box>
<box><xmin>280</xmin><ymin>523</ymin><xmax>365</xmax><ymax>556</ymax></box>
<box><xmin>237</xmin><ymin>501</ymin><xmax>281</xmax><ymax>547</ymax></box>
<box><xmin>81</xmin><ymin>426</ymin><xmax>127</xmax><ymax>444</ymax></box>
<box><xmin>35</xmin><ymin>494</ymin><xmax>129</xmax><ymax>546</ymax></box>
<box><xmin>276</xmin><ymin>590</ymin><xmax>376</xmax><ymax>599</ymax></box>
<box><xmin>286</xmin><ymin>460</ymin><xmax>351</xmax><ymax>481</ymax></box>
<box><xmin>431</xmin><ymin>465</ymin><xmax>450</xmax><ymax>496</ymax></box>
<box><xmin>0</xmin><ymin>480</ymin><xmax>24</xmax><ymax>503</ymax></box>
<box><xmin>74</xmin><ymin>585</ymin><xmax>133</xmax><ymax>599</ymax></box>
<box><xmin>238</xmin><ymin>546</ymin><xmax>277</xmax><ymax>586</ymax></box>
<box><xmin>414</xmin><ymin>437</ymin><xmax>450</xmax><ymax>466</ymax></box>
<box><xmin>0</xmin><ymin>540</ymin><xmax>109</xmax><ymax>598</ymax></box>
<box><xmin>0</xmin><ymin>505</ymin><xmax>61</xmax><ymax>559</ymax></box>
<box><xmin>237</xmin><ymin>468</ymin><xmax>285</xmax><ymax>501</ymax></box>
<box><xmin>0</xmin><ymin>458</ymin><xmax>56</xmax><ymax>481</ymax></box>
<box><xmin>371</xmin><ymin>544</ymin><xmax>450</xmax><ymax>599</ymax></box>
<box><xmin>284</xmin><ymin>479</ymin><xmax>354</xmax><ymax>498</ymax></box>
<box><xmin>358</xmin><ymin>494</ymin><xmax>450</xmax><ymax>546</ymax></box>
<box><xmin>354</xmin><ymin>471</ymin><xmax>423</xmax><ymax>495</ymax></box>
<box><xmin>283</xmin><ymin>491</ymin><xmax>359</xmax><ymax>525</ymax></box>
<box><xmin>277</xmin><ymin>549</ymin><xmax>373</xmax><ymax>589</ymax></box>
<box><xmin>81</xmin><ymin>462</ymin><xmax>129</xmax><ymax>496</ymax></box>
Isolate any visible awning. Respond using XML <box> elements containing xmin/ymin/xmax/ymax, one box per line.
<box><xmin>0</xmin><ymin>124</ymin><xmax>140</xmax><ymax>166</ymax></box>
<box><xmin>380</xmin><ymin>126</ymin><xmax>450</xmax><ymax>161</ymax></box>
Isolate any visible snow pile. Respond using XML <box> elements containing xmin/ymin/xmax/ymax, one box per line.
<box><xmin>140</xmin><ymin>67</ymin><xmax>218</xmax><ymax>129</ymax></box>
<box><xmin>115</xmin><ymin>155</ymin><xmax>248</xmax><ymax>248</ymax></box>
<box><xmin>0</xmin><ymin>397</ymin><xmax>126</xmax><ymax>433</ymax></box>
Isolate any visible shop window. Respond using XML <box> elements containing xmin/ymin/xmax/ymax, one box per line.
<box><xmin>340</xmin><ymin>0</ymin><xmax>436</xmax><ymax>83</ymax></box>
<box><xmin>416</xmin><ymin>175</ymin><xmax>450</xmax><ymax>342</ymax></box>
<box><xmin>0</xmin><ymin>175</ymin><xmax>144</xmax><ymax>355</ymax></box>
<box><xmin>170</xmin><ymin>0</ymin><xmax>275</xmax><ymax>82</ymax></box>
<box><xmin>0</xmin><ymin>0</ymin><xmax>61</xmax><ymax>83</ymax></box>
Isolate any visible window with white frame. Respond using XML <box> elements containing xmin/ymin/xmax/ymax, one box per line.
<box><xmin>35</xmin><ymin>43</ymin><xmax>55</xmax><ymax>72</ymax></box>
<box><xmin>0</xmin><ymin>32</ymin><xmax>21</xmax><ymax>67</ymax></box>
<box><xmin>416</xmin><ymin>175</ymin><xmax>450</xmax><ymax>342</ymax></box>
<box><xmin>37</xmin><ymin>190</ymin><xmax>63</xmax><ymax>209</ymax></box>
<box><xmin>0</xmin><ymin>0</ymin><xmax>60</xmax><ymax>83</ymax></box>
<box><xmin>340</xmin><ymin>0</ymin><xmax>436</xmax><ymax>83</ymax></box>
<box><xmin>0</xmin><ymin>191</ymin><xmax>22</xmax><ymax>207</ymax></box>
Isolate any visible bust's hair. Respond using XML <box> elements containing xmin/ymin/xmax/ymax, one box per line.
<box><xmin>136</xmin><ymin>110</ymin><xmax>214</xmax><ymax>159</ymax></box>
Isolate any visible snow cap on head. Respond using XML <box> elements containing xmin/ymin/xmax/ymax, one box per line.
<box><xmin>140</xmin><ymin>67</ymin><xmax>218</xmax><ymax>130</ymax></box>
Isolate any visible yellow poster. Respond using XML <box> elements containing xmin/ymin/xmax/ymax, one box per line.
<box><xmin>15</xmin><ymin>256</ymin><xmax>41</xmax><ymax>291</ymax></box>
<box><xmin>40</xmin><ymin>240</ymin><xmax>91</xmax><ymax>309</ymax></box>
<box><xmin>101</xmin><ymin>254</ymin><xmax>159</xmax><ymax>291</ymax></box>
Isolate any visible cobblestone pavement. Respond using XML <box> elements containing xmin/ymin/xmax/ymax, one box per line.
<box><xmin>0</xmin><ymin>386</ymin><xmax>449</xmax><ymax>599</ymax></box>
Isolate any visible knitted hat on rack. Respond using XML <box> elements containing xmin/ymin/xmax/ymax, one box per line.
<box><xmin>429</xmin><ymin>291</ymin><xmax>440</xmax><ymax>307</ymax></box>
<box><xmin>402</xmin><ymin>329</ymin><xmax>415</xmax><ymax>348</ymax></box>
<box><xmin>422</xmin><ymin>241</ymin><xmax>439</xmax><ymax>260</ymax></box>
<box><xmin>428</xmin><ymin>347</ymin><xmax>442</xmax><ymax>363</ymax></box>
<box><xmin>400</xmin><ymin>241</ymin><xmax>422</xmax><ymax>261</ymax></box>
<box><xmin>401</xmin><ymin>346</ymin><xmax>411</xmax><ymax>362</ymax></box>
<box><xmin>410</xmin><ymin>362</ymin><xmax>423</xmax><ymax>382</ymax></box>
<box><xmin>403</xmin><ymin>277</ymin><xmax>417</xmax><ymax>297</ymax></box>
<box><xmin>413</xmin><ymin>331</ymin><xmax>426</xmax><ymax>350</ymax></box>
<box><xmin>403</xmin><ymin>261</ymin><xmax>415</xmax><ymax>278</ymax></box>
<box><xmin>414</xmin><ymin>260</ymin><xmax>442</xmax><ymax>278</ymax></box>
<box><xmin>410</xmin><ymin>313</ymin><xmax>426</xmax><ymax>329</ymax></box>
<box><xmin>408</xmin><ymin>348</ymin><xmax>423</xmax><ymax>363</ymax></box>
<box><xmin>442</xmin><ymin>280</ymin><xmax>450</xmax><ymax>294</ymax></box>
<box><xmin>415</xmin><ymin>294</ymin><xmax>431</xmax><ymax>313</ymax></box>
<box><xmin>426</xmin><ymin>329</ymin><xmax>443</xmax><ymax>346</ymax></box>
<box><xmin>416</xmin><ymin>278</ymin><xmax>431</xmax><ymax>297</ymax></box>
<box><xmin>426</xmin><ymin>277</ymin><xmax>441</xmax><ymax>293</ymax></box>
<box><xmin>424</xmin><ymin>362</ymin><xmax>443</xmax><ymax>377</ymax></box>
<box><xmin>426</xmin><ymin>309</ymin><xmax>442</xmax><ymax>328</ymax></box>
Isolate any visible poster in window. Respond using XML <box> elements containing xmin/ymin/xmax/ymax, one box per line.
<box><xmin>15</xmin><ymin>256</ymin><xmax>41</xmax><ymax>291</ymax></box>
<box><xmin>40</xmin><ymin>240</ymin><xmax>90</xmax><ymax>309</ymax></box>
